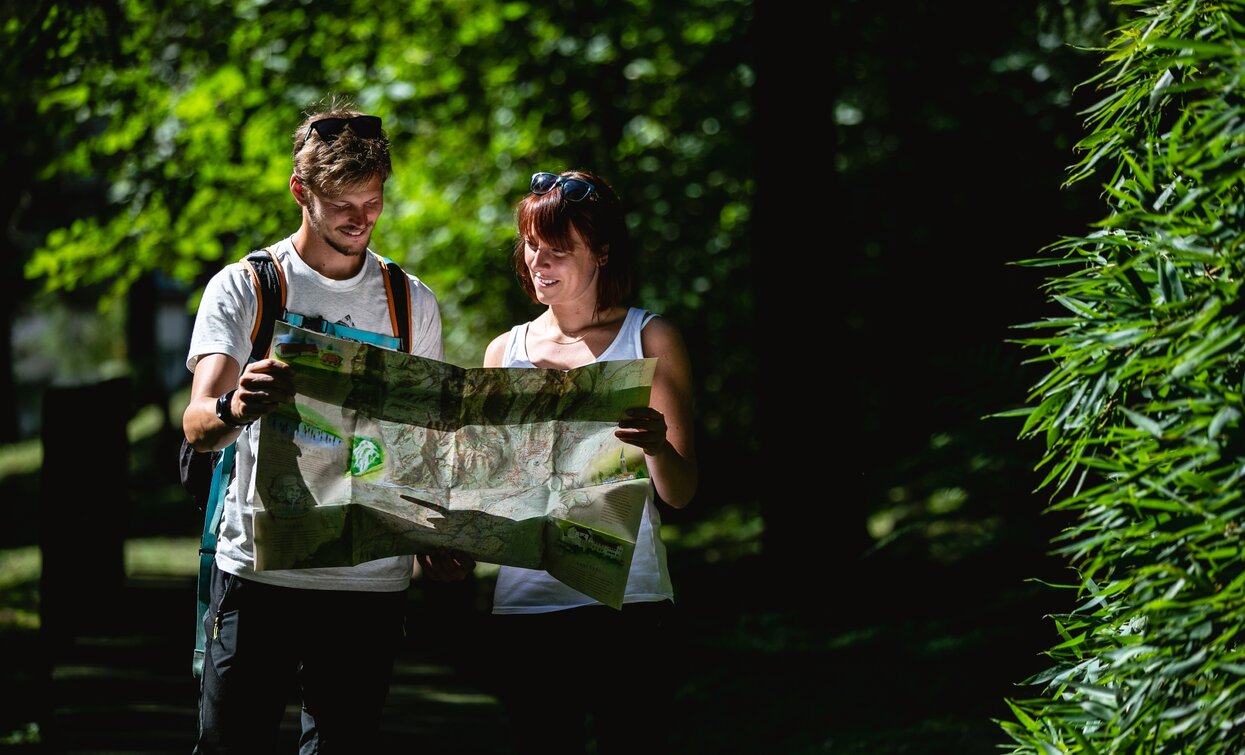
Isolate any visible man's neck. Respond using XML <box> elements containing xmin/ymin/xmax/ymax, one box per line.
<box><xmin>290</xmin><ymin>224</ymin><xmax>369</xmax><ymax>281</ymax></box>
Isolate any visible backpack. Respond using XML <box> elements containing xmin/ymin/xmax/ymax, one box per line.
<box><xmin>183</xmin><ymin>247</ymin><xmax>414</xmax><ymax>678</ymax></box>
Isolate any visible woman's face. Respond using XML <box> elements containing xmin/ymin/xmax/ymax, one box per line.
<box><xmin>523</xmin><ymin>226</ymin><xmax>602</xmax><ymax>309</ymax></box>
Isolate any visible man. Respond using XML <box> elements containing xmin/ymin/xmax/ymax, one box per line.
<box><xmin>183</xmin><ymin>103</ymin><xmax>456</xmax><ymax>752</ymax></box>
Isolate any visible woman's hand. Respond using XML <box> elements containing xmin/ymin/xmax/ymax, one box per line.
<box><xmin>615</xmin><ymin>406</ymin><xmax>670</xmax><ymax>456</ymax></box>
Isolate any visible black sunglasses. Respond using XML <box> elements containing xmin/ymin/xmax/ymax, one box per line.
<box><xmin>530</xmin><ymin>172</ymin><xmax>596</xmax><ymax>202</ymax></box>
<box><xmin>305</xmin><ymin>115</ymin><xmax>384</xmax><ymax>144</ymax></box>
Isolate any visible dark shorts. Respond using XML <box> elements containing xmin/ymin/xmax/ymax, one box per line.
<box><xmin>194</xmin><ymin>564</ymin><xmax>406</xmax><ymax>755</ymax></box>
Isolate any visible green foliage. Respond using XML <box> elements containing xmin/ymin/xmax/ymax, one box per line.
<box><xmin>1002</xmin><ymin>1</ymin><xmax>1245</xmax><ymax>751</ymax></box>
<box><xmin>17</xmin><ymin>0</ymin><xmax>754</xmax><ymax>448</ymax></box>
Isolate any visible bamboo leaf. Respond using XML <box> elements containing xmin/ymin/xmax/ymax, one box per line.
<box><xmin>1003</xmin><ymin>3</ymin><xmax>1243</xmax><ymax>750</ymax></box>
<box><xmin>1208</xmin><ymin>407</ymin><xmax>1240</xmax><ymax>440</ymax></box>
<box><xmin>1120</xmin><ymin>407</ymin><xmax>1164</xmax><ymax>438</ymax></box>
<box><xmin>1158</xmin><ymin>257</ymin><xmax>1186</xmax><ymax>303</ymax></box>
<box><xmin>1146</xmin><ymin>38</ymin><xmax>1239</xmax><ymax>55</ymax></box>
<box><xmin>1068</xmin><ymin>683</ymin><xmax>1119</xmax><ymax>707</ymax></box>
<box><xmin>1148</xmin><ymin>68</ymin><xmax>1175</xmax><ymax>109</ymax></box>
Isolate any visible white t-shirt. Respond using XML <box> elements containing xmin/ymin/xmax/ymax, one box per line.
<box><xmin>186</xmin><ymin>236</ymin><xmax>444</xmax><ymax>591</ymax></box>
<box><xmin>492</xmin><ymin>307</ymin><xmax>675</xmax><ymax>614</ymax></box>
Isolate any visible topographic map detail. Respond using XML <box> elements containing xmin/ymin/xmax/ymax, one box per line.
<box><xmin>252</xmin><ymin>322</ymin><xmax>655</xmax><ymax>608</ymax></box>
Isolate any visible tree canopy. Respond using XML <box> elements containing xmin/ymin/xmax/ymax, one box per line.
<box><xmin>13</xmin><ymin>0</ymin><xmax>754</xmax><ymax>405</ymax></box>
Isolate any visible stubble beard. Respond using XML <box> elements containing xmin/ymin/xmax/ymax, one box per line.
<box><xmin>308</xmin><ymin>200</ymin><xmax>372</xmax><ymax>258</ymax></box>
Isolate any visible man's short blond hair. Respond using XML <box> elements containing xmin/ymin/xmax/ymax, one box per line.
<box><xmin>292</xmin><ymin>103</ymin><xmax>391</xmax><ymax>197</ymax></box>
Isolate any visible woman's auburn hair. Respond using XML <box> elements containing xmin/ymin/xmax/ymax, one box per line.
<box><xmin>512</xmin><ymin>169</ymin><xmax>633</xmax><ymax>315</ymax></box>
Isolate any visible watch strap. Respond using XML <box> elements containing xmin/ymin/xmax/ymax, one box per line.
<box><xmin>216</xmin><ymin>389</ymin><xmax>247</xmax><ymax>428</ymax></box>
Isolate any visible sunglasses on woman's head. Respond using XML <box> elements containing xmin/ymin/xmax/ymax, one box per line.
<box><xmin>305</xmin><ymin>115</ymin><xmax>384</xmax><ymax>144</ymax></box>
<box><xmin>530</xmin><ymin>172</ymin><xmax>596</xmax><ymax>202</ymax></box>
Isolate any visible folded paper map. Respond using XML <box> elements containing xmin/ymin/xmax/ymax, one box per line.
<box><xmin>252</xmin><ymin>321</ymin><xmax>656</xmax><ymax>608</ymax></box>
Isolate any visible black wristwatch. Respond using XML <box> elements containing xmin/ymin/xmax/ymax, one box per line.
<box><xmin>215</xmin><ymin>389</ymin><xmax>247</xmax><ymax>428</ymax></box>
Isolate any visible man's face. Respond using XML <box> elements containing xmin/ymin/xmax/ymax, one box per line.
<box><xmin>305</xmin><ymin>175</ymin><xmax>384</xmax><ymax>257</ymax></box>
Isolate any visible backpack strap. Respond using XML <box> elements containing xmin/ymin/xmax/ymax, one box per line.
<box><xmin>193</xmin><ymin>442</ymin><xmax>234</xmax><ymax>678</ymax></box>
<box><xmin>376</xmin><ymin>253</ymin><xmax>412</xmax><ymax>353</ymax></box>
<box><xmin>243</xmin><ymin>248</ymin><xmax>411</xmax><ymax>352</ymax></box>
<box><xmin>243</xmin><ymin>248</ymin><xmax>287</xmax><ymax>361</ymax></box>
<box><xmin>204</xmin><ymin>247</ymin><xmax>282</xmax><ymax>533</ymax></box>
<box><xmin>193</xmin><ymin>249</ymin><xmax>282</xmax><ymax>678</ymax></box>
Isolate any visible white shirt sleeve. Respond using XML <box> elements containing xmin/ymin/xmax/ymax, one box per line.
<box><xmin>186</xmin><ymin>262</ymin><xmax>259</xmax><ymax>373</ymax></box>
<box><xmin>406</xmin><ymin>274</ymin><xmax>445</xmax><ymax>361</ymax></box>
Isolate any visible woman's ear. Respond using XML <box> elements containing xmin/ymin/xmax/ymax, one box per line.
<box><xmin>597</xmin><ymin>243</ymin><xmax>610</xmax><ymax>266</ymax></box>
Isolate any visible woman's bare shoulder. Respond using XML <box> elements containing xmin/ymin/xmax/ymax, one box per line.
<box><xmin>640</xmin><ymin>313</ymin><xmax>687</xmax><ymax>352</ymax></box>
<box><xmin>483</xmin><ymin>330</ymin><xmax>511</xmax><ymax>367</ymax></box>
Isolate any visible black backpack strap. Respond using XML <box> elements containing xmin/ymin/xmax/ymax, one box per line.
<box><xmin>243</xmin><ymin>249</ymin><xmax>287</xmax><ymax>361</ymax></box>
<box><xmin>376</xmin><ymin>254</ymin><xmax>412</xmax><ymax>353</ymax></box>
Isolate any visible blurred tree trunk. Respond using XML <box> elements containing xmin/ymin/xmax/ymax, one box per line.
<box><xmin>0</xmin><ymin>2</ymin><xmax>44</xmax><ymax>443</ymax></box>
<box><xmin>754</xmin><ymin>0</ymin><xmax>1109</xmax><ymax>598</ymax></box>
<box><xmin>0</xmin><ymin>232</ymin><xmax>18</xmax><ymax>443</ymax></box>
<box><xmin>755</xmin><ymin>3</ymin><xmax>872</xmax><ymax>590</ymax></box>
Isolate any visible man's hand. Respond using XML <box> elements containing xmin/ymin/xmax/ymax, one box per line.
<box><xmin>233</xmin><ymin>358</ymin><xmax>296</xmax><ymax>424</ymax></box>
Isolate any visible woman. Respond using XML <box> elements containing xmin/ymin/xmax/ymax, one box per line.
<box><xmin>483</xmin><ymin>169</ymin><xmax>698</xmax><ymax>754</ymax></box>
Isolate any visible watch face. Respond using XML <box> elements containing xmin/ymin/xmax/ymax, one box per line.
<box><xmin>217</xmin><ymin>391</ymin><xmax>238</xmax><ymax>426</ymax></box>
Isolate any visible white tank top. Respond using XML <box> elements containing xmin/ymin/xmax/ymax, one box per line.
<box><xmin>491</xmin><ymin>307</ymin><xmax>675</xmax><ymax>613</ymax></box>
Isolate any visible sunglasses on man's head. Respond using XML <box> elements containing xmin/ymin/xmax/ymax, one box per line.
<box><xmin>530</xmin><ymin>172</ymin><xmax>596</xmax><ymax>202</ymax></box>
<box><xmin>305</xmin><ymin>115</ymin><xmax>384</xmax><ymax>144</ymax></box>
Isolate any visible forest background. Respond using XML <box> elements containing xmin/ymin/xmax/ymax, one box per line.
<box><xmin>0</xmin><ymin>1</ymin><xmax>1136</xmax><ymax>752</ymax></box>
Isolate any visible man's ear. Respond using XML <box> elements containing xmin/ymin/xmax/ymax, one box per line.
<box><xmin>290</xmin><ymin>175</ymin><xmax>307</xmax><ymax>206</ymax></box>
